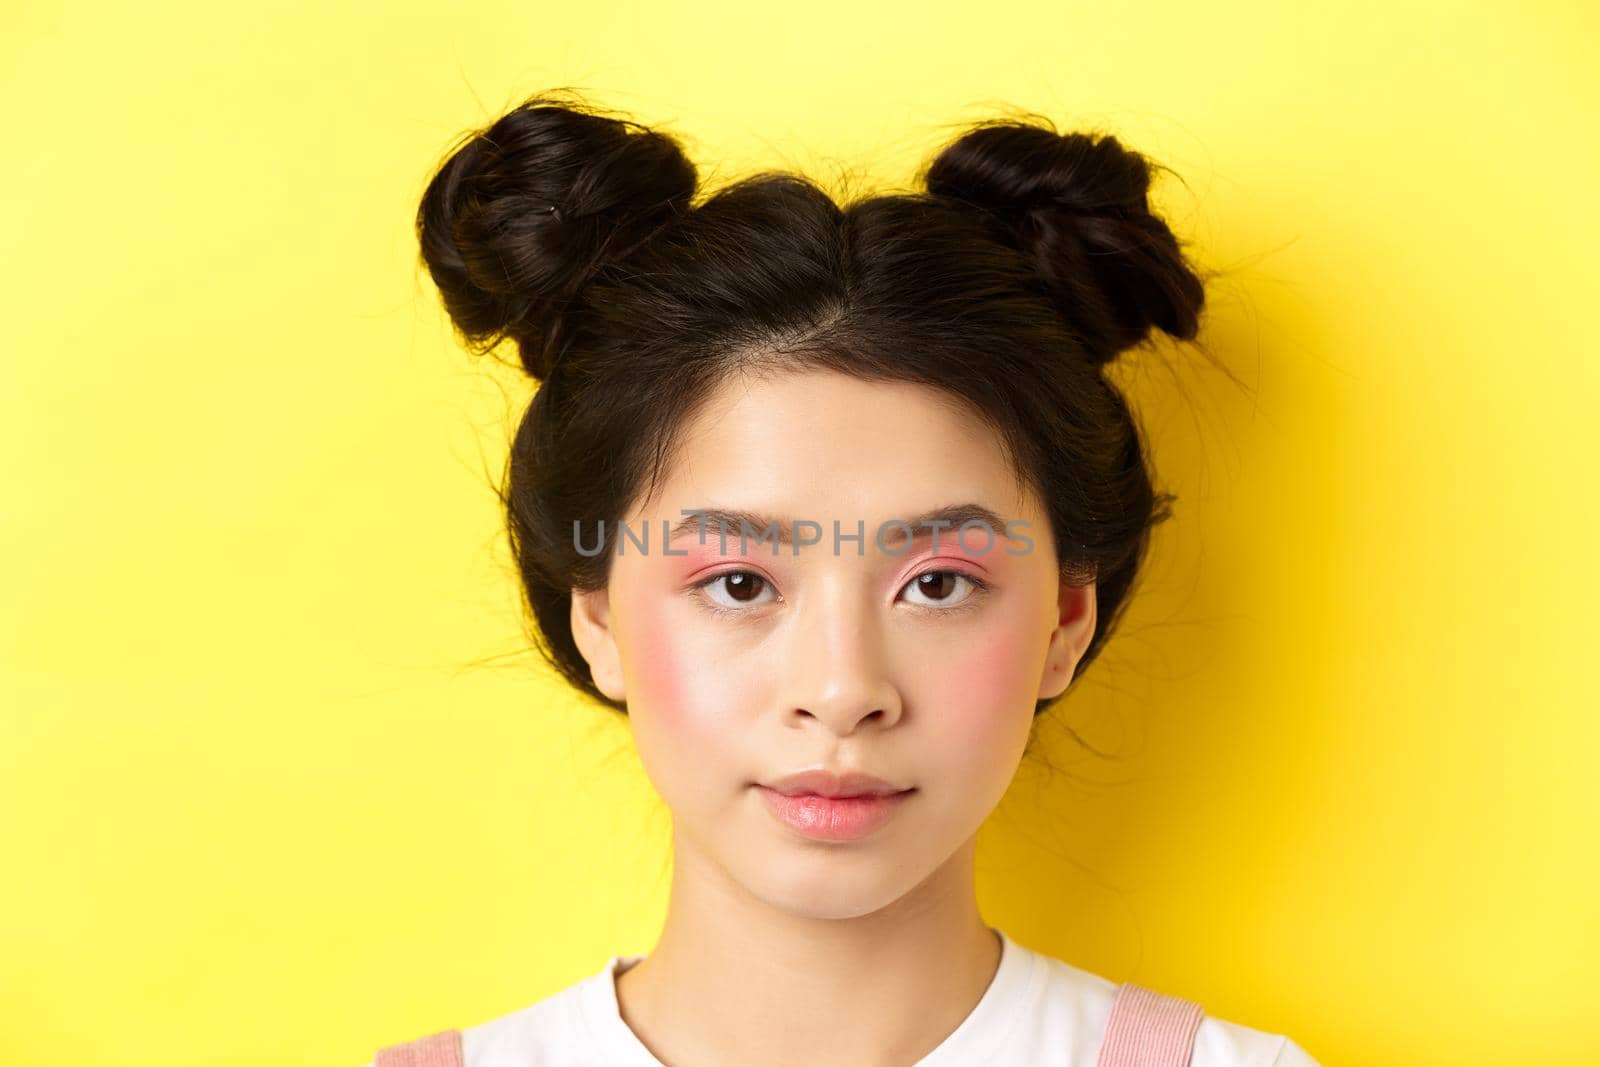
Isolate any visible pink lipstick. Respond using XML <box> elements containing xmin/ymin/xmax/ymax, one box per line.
<box><xmin>754</xmin><ymin>769</ymin><xmax>915</xmax><ymax>842</ymax></box>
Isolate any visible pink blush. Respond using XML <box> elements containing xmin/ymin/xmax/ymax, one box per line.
<box><xmin>615</xmin><ymin>586</ymin><xmax>686</xmax><ymax>714</ymax></box>
<box><xmin>928</xmin><ymin>617</ymin><xmax>1038</xmax><ymax>733</ymax></box>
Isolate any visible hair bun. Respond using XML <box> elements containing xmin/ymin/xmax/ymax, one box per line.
<box><xmin>416</xmin><ymin>93</ymin><xmax>698</xmax><ymax>379</ymax></box>
<box><xmin>923</xmin><ymin>120</ymin><xmax>1205</xmax><ymax>366</ymax></box>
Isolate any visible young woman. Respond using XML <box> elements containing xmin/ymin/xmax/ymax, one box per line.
<box><xmin>368</xmin><ymin>91</ymin><xmax>1321</xmax><ymax>1067</ymax></box>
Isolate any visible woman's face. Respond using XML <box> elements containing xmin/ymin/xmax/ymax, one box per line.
<box><xmin>571</xmin><ymin>367</ymin><xmax>1096</xmax><ymax>920</ymax></box>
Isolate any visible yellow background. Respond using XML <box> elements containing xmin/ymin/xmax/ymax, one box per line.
<box><xmin>3</xmin><ymin>3</ymin><xmax>1596</xmax><ymax>1065</ymax></box>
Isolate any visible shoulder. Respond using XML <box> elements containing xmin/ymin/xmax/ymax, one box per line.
<box><xmin>1194</xmin><ymin>1013</ymin><xmax>1323</xmax><ymax>1067</ymax></box>
<box><xmin>361</xmin><ymin>956</ymin><xmax>622</xmax><ymax>1067</ymax></box>
<box><xmin>1009</xmin><ymin>936</ymin><xmax>1321</xmax><ymax>1067</ymax></box>
<box><xmin>458</xmin><ymin>971</ymin><xmax>594</xmax><ymax>1066</ymax></box>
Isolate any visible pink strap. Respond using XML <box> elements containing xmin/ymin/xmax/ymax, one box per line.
<box><xmin>373</xmin><ymin>1028</ymin><xmax>464</xmax><ymax>1067</ymax></box>
<box><xmin>1094</xmin><ymin>982</ymin><xmax>1204</xmax><ymax>1067</ymax></box>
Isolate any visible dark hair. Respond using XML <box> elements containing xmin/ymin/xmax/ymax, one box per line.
<box><xmin>416</xmin><ymin>89</ymin><xmax>1214</xmax><ymax>720</ymax></box>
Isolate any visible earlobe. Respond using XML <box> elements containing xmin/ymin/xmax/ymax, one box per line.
<box><xmin>569</xmin><ymin>587</ymin><xmax>626</xmax><ymax>702</ymax></box>
<box><xmin>1037</xmin><ymin>581</ymin><xmax>1097</xmax><ymax>702</ymax></box>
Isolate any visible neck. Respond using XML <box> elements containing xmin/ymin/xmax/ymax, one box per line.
<box><xmin>614</xmin><ymin>828</ymin><xmax>1001</xmax><ymax>1067</ymax></box>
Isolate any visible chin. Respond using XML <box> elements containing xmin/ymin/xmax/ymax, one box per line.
<box><xmin>731</xmin><ymin>849</ymin><xmax>922</xmax><ymax>920</ymax></box>
<box><xmin>757</xmin><ymin>883</ymin><xmax>907</xmax><ymax>921</ymax></box>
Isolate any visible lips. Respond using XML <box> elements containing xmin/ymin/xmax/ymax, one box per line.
<box><xmin>754</xmin><ymin>786</ymin><xmax>913</xmax><ymax>842</ymax></box>
<box><xmin>753</xmin><ymin>769</ymin><xmax>915</xmax><ymax>842</ymax></box>
<box><xmin>760</xmin><ymin>768</ymin><xmax>909</xmax><ymax>799</ymax></box>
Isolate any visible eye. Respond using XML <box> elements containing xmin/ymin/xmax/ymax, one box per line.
<box><xmin>900</xmin><ymin>568</ymin><xmax>989</xmax><ymax>609</ymax></box>
<box><xmin>696</xmin><ymin>570</ymin><xmax>780</xmax><ymax>612</ymax></box>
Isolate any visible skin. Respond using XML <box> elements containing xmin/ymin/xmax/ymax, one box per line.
<box><xmin>569</xmin><ymin>365</ymin><xmax>1097</xmax><ymax>1067</ymax></box>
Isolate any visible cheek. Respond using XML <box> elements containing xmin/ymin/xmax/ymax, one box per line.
<box><xmin>921</xmin><ymin>609</ymin><xmax>1044</xmax><ymax>752</ymax></box>
<box><xmin>613</xmin><ymin>569</ymin><xmax>700</xmax><ymax>718</ymax></box>
<box><xmin>628</xmin><ymin>613</ymin><xmax>684</xmax><ymax>713</ymax></box>
<box><xmin>617</xmin><ymin>601</ymin><xmax>754</xmax><ymax>781</ymax></box>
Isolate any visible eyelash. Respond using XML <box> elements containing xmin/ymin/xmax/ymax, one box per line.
<box><xmin>690</xmin><ymin>567</ymin><xmax>992</xmax><ymax>619</ymax></box>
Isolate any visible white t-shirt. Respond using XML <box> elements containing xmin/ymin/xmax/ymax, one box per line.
<box><xmin>365</xmin><ymin>927</ymin><xmax>1321</xmax><ymax>1066</ymax></box>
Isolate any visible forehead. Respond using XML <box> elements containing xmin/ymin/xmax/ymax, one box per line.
<box><xmin>634</xmin><ymin>365</ymin><xmax>1032</xmax><ymax>524</ymax></box>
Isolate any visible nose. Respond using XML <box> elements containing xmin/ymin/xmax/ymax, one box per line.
<box><xmin>777</xmin><ymin>578</ymin><xmax>904</xmax><ymax>735</ymax></box>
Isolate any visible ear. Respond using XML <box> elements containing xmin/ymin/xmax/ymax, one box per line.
<box><xmin>1037</xmin><ymin>580</ymin><xmax>1097</xmax><ymax>702</ymax></box>
<box><xmin>569</xmin><ymin>586</ymin><xmax>626</xmax><ymax>702</ymax></box>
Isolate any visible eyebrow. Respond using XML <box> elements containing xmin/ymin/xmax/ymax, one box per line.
<box><xmin>667</xmin><ymin>503</ymin><xmax>1013</xmax><ymax>548</ymax></box>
